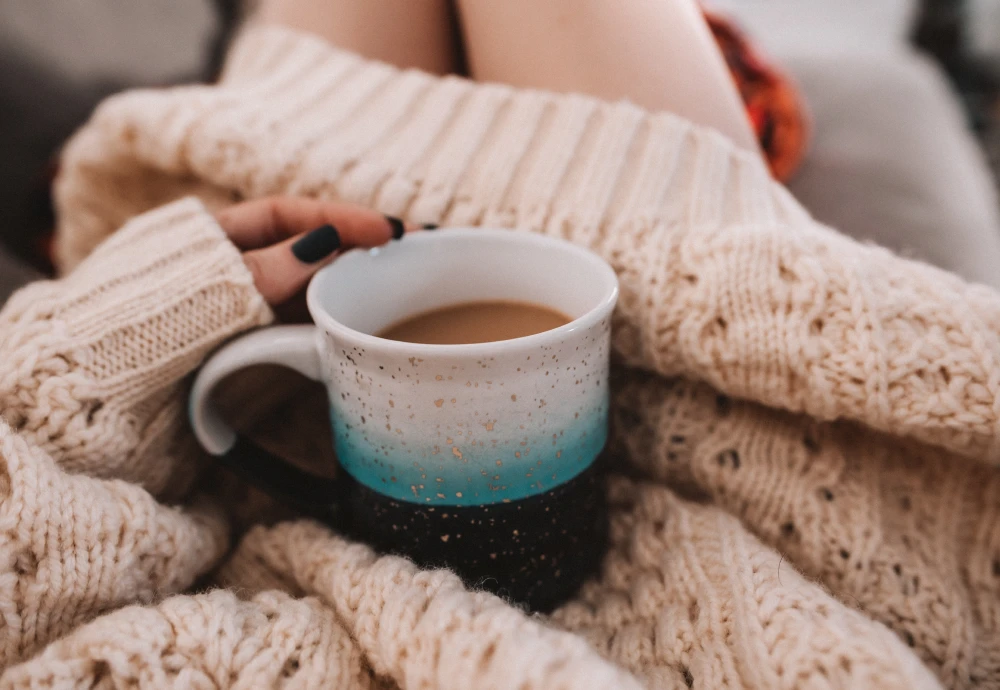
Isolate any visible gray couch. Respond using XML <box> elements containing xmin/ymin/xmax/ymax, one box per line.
<box><xmin>715</xmin><ymin>0</ymin><xmax>1000</xmax><ymax>289</ymax></box>
<box><xmin>0</xmin><ymin>0</ymin><xmax>218</xmax><ymax>302</ymax></box>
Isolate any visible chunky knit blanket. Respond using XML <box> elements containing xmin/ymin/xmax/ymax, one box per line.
<box><xmin>0</xmin><ymin>25</ymin><xmax>998</xmax><ymax>689</ymax></box>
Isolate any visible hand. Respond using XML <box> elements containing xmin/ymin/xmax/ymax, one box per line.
<box><xmin>216</xmin><ymin>196</ymin><xmax>417</xmax><ymax>306</ymax></box>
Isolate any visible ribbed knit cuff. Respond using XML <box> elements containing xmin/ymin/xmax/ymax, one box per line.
<box><xmin>48</xmin><ymin>197</ymin><xmax>274</xmax><ymax>402</ymax></box>
<box><xmin>0</xmin><ymin>197</ymin><xmax>273</xmax><ymax>493</ymax></box>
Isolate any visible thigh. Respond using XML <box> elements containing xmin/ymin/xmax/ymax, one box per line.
<box><xmin>256</xmin><ymin>0</ymin><xmax>461</xmax><ymax>75</ymax></box>
<box><xmin>455</xmin><ymin>0</ymin><xmax>759</xmax><ymax>152</ymax></box>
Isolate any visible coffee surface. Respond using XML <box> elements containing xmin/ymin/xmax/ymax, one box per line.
<box><xmin>378</xmin><ymin>300</ymin><xmax>571</xmax><ymax>345</ymax></box>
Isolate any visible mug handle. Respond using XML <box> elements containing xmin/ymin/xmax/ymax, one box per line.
<box><xmin>189</xmin><ymin>325</ymin><xmax>342</xmax><ymax>521</ymax></box>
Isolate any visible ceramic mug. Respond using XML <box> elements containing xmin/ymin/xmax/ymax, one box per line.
<box><xmin>190</xmin><ymin>229</ymin><xmax>619</xmax><ymax>611</ymax></box>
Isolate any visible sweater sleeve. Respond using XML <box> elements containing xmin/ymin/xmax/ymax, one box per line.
<box><xmin>0</xmin><ymin>197</ymin><xmax>273</xmax><ymax>497</ymax></box>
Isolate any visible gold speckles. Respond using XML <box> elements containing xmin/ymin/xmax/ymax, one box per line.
<box><xmin>515</xmin><ymin>451</ymin><xmax>521</xmax><ymax>458</ymax></box>
<box><xmin>408</xmin><ymin>357</ymin><xmax>417</xmax><ymax>367</ymax></box>
<box><xmin>485</xmin><ymin>421</ymin><xmax>494</xmax><ymax>431</ymax></box>
<box><xmin>451</xmin><ymin>398</ymin><xmax>457</xmax><ymax>403</ymax></box>
<box><xmin>512</xmin><ymin>529</ymin><xmax>519</xmax><ymax>535</ymax></box>
<box><xmin>435</xmin><ymin>375</ymin><xmax>443</xmax><ymax>381</ymax></box>
<box><xmin>556</xmin><ymin>450</ymin><xmax>562</xmax><ymax>458</ymax></box>
<box><xmin>496</xmin><ymin>460</ymin><xmax>503</xmax><ymax>466</ymax></box>
<box><xmin>441</xmin><ymin>534</ymin><xmax>450</xmax><ymax>542</ymax></box>
<box><xmin>511</xmin><ymin>394</ymin><xmax>517</xmax><ymax>401</ymax></box>
<box><xmin>446</xmin><ymin>438</ymin><xmax>453</xmax><ymax>444</ymax></box>
<box><xmin>490</xmin><ymin>553</ymin><xmax>497</xmax><ymax>559</ymax></box>
<box><xmin>436</xmin><ymin>493</ymin><xmax>446</xmax><ymax>499</ymax></box>
<box><xmin>389</xmin><ymin>399</ymin><xmax>395</xmax><ymax>408</ymax></box>
<box><xmin>452</xmin><ymin>446</ymin><xmax>463</xmax><ymax>459</ymax></box>
<box><xmin>434</xmin><ymin>399</ymin><xmax>444</xmax><ymax>408</ymax></box>
<box><xmin>456</xmin><ymin>492</ymin><xmax>463</xmax><ymax>498</ymax></box>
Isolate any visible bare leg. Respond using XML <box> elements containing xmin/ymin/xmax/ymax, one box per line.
<box><xmin>256</xmin><ymin>0</ymin><xmax>461</xmax><ymax>75</ymax></box>
<box><xmin>455</xmin><ymin>0</ymin><xmax>759</xmax><ymax>153</ymax></box>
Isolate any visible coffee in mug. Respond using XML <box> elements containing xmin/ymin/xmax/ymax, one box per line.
<box><xmin>190</xmin><ymin>229</ymin><xmax>619</xmax><ymax>611</ymax></box>
<box><xmin>378</xmin><ymin>300</ymin><xmax>571</xmax><ymax>345</ymax></box>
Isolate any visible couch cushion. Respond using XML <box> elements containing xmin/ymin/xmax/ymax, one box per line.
<box><xmin>785</xmin><ymin>49</ymin><xmax>1000</xmax><ymax>289</ymax></box>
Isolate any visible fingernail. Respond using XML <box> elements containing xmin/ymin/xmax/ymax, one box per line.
<box><xmin>292</xmin><ymin>224</ymin><xmax>341</xmax><ymax>263</ymax></box>
<box><xmin>422</xmin><ymin>223</ymin><xmax>439</xmax><ymax>230</ymax></box>
<box><xmin>385</xmin><ymin>215</ymin><xmax>405</xmax><ymax>240</ymax></box>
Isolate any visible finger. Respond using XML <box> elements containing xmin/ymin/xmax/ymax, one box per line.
<box><xmin>217</xmin><ymin>196</ymin><xmax>419</xmax><ymax>250</ymax></box>
<box><xmin>243</xmin><ymin>221</ymin><xmax>394</xmax><ymax>306</ymax></box>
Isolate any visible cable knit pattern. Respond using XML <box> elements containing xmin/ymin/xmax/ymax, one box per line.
<box><xmin>0</xmin><ymin>421</ymin><xmax>228</xmax><ymax>668</ymax></box>
<box><xmin>0</xmin><ymin>590</ymin><xmax>371</xmax><ymax>689</ymax></box>
<box><xmin>555</xmin><ymin>480</ymin><xmax>942</xmax><ymax>690</ymax></box>
<box><xmin>217</xmin><ymin>521</ymin><xmax>645</xmax><ymax>690</ymax></box>
<box><xmin>609</xmin><ymin>372</ymin><xmax>1000</xmax><ymax>689</ymax></box>
<box><xmin>1</xmin><ymin>198</ymin><xmax>272</xmax><ymax>496</ymax></box>
<box><xmin>0</xmin><ymin>22</ymin><xmax>990</xmax><ymax>690</ymax></box>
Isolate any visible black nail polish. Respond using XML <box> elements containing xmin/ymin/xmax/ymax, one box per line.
<box><xmin>422</xmin><ymin>223</ymin><xmax>439</xmax><ymax>230</ymax></box>
<box><xmin>292</xmin><ymin>224</ymin><xmax>341</xmax><ymax>263</ymax></box>
<box><xmin>385</xmin><ymin>215</ymin><xmax>405</xmax><ymax>240</ymax></box>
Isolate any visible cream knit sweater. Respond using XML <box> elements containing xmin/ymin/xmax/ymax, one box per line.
<box><xmin>0</xmin><ymin>24</ymin><xmax>997</xmax><ymax>689</ymax></box>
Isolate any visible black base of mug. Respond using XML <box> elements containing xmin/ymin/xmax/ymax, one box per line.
<box><xmin>340</xmin><ymin>463</ymin><xmax>607</xmax><ymax>613</ymax></box>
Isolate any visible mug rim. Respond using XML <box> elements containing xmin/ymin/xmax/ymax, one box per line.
<box><xmin>306</xmin><ymin>228</ymin><xmax>619</xmax><ymax>356</ymax></box>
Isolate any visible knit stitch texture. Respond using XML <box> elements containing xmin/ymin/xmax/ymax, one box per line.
<box><xmin>0</xmin><ymin>24</ymin><xmax>996</xmax><ymax>689</ymax></box>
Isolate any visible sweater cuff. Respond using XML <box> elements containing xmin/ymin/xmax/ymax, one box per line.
<box><xmin>5</xmin><ymin>197</ymin><xmax>273</xmax><ymax>407</ymax></box>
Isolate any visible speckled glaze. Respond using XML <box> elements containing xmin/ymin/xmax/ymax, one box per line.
<box><xmin>311</xmin><ymin>229</ymin><xmax>618</xmax><ymax>608</ymax></box>
<box><xmin>191</xmin><ymin>229</ymin><xmax>618</xmax><ymax>611</ymax></box>
<box><xmin>309</xmin><ymin>230</ymin><xmax>617</xmax><ymax>509</ymax></box>
<box><xmin>323</xmin><ymin>321</ymin><xmax>610</xmax><ymax>506</ymax></box>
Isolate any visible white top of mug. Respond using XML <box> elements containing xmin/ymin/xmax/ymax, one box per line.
<box><xmin>306</xmin><ymin>228</ymin><xmax>619</xmax><ymax>357</ymax></box>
